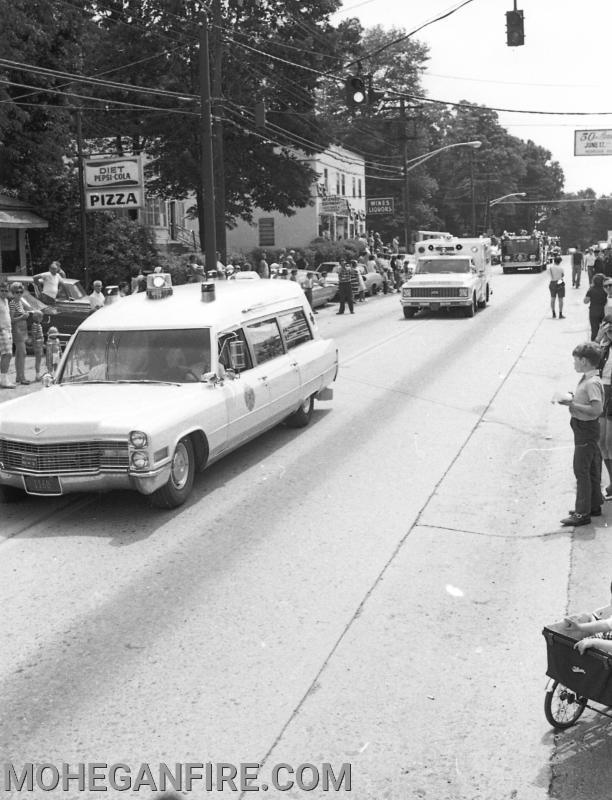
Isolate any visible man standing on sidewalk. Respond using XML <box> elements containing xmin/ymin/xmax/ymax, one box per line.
<box><xmin>336</xmin><ymin>259</ymin><xmax>354</xmax><ymax>315</ymax></box>
<box><xmin>571</xmin><ymin>248</ymin><xmax>584</xmax><ymax>288</ymax></box>
<box><xmin>0</xmin><ymin>282</ymin><xmax>15</xmax><ymax>389</ymax></box>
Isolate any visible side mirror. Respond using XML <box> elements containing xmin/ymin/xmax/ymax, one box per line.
<box><xmin>229</xmin><ymin>340</ymin><xmax>247</xmax><ymax>371</ymax></box>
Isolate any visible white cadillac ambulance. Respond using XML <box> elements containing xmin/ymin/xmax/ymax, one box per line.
<box><xmin>0</xmin><ymin>275</ymin><xmax>337</xmax><ymax>508</ymax></box>
<box><xmin>400</xmin><ymin>236</ymin><xmax>492</xmax><ymax>318</ymax></box>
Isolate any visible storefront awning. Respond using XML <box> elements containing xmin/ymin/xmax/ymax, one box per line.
<box><xmin>0</xmin><ymin>210</ymin><xmax>48</xmax><ymax>229</ymax></box>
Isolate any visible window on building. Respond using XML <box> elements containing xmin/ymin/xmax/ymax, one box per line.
<box><xmin>323</xmin><ymin>168</ymin><xmax>328</xmax><ymax>193</ymax></box>
<box><xmin>258</xmin><ymin>217</ymin><xmax>275</xmax><ymax>247</ymax></box>
<box><xmin>358</xmin><ymin>179</ymin><xmax>362</xmax><ymax>198</ymax></box>
<box><xmin>352</xmin><ymin>177</ymin><xmax>356</xmax><ymax>197</ymax></box>
<box><xmin>336</xmin><ymin>172</ymin><xmax>340</xmax><ymax>195</ymax></box>
<box><xmin>144</xmin><ymin>197</ymin><xmax>168</xmax><ymax>227</ymax></box>
<box><xmin>341</xmin><ymin>174</ymin><xmax>345</xmax><ymax>196</ymax></box>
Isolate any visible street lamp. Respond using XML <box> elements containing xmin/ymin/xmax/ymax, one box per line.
<box><xmin>487</xmin><ymin>192</ymin><xmax>526</xmax><ymax>233</ymax></box>
<box><xmin>489</xmin><ymin>192</ymin><xmax>527</xmax><ymax>207</ymax></box>
<box><xmin>402</xmin><ymin>140</ymin><xmax>482</xmax><ymax>249</ymax></box>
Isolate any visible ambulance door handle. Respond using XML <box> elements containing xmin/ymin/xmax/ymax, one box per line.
<box><xmin>290</xmin><ymin>361</ymin><xmax>298</xmax><ymax>367</ymax></box>
<box><xmin>259</xmin><ymin>375</ymin><xmax>267</xmax><ymax>381</ymax></box>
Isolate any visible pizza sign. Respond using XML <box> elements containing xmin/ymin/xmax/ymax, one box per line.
<box><xmin>83</xmin><ymin>156</ymin><xmax>144</xmax><ymax>211</ymax></box>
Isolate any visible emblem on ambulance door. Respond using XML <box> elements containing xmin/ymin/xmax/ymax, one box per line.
<box><xmin>244</xmin><ymin>385</ymin><xmax>256</xmax><ymax>411</ymax></box>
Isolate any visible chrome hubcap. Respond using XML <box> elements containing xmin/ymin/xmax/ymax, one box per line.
<box><xmin>171</xmin><ymin>442</ymin><xmax>189</xmax><ymax>489</ymax></box>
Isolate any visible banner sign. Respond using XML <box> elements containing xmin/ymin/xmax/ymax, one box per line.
<box><xmin>574</xmin><ymin>130</ymin><xmax>612</xmax><ymax>157</ymax></box>
<box><xmin>320</xmin><ymin>196</ymin><xmax>351</xmax><ymax>215</ymax></box>
<box><xmin>83</xmin><ymin>156</ymin><xmax>144</xmax><ymax>211</ymax></box>
<box><xmin>366</xmin><ymin>197</ymin><xmax>394</xmax><ymax>215</ymax></box>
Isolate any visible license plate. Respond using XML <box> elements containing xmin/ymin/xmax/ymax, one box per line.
<box><xmin>429</xmin><ymin>302</ymin><xmax>440</xmax><ymax>311</ymax></box>
<box><xmin>23</xmin><ymin>475</ymin><xmax>63</xmax><ymax>495</ymax></box>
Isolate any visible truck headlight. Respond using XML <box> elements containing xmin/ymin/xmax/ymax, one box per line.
<box><xmin>129</xmin><ymin>430</ymin><xmax>148</xmax><ymax>448</ymax></box>
<box><xmin>458</xmin><ymin>288</ymin><xmax>469</xmax><ymax>297</ymax></box>
<box><xmin>130</xmin><ymin>451</ymin><xmax>149</xmax><ymax>470</ymax></box>
<box><xmin>503</xmin><ymin>255</ymin><xmax>510</xmax><ymax>261</ymax></box>
<box><xmin>402</xmin><ymin>288</ymin><xmax>412</xmax><ymax>297</ymax></box>
<box><xmin>529</xmin><ymin>254</ymin><xmax>536</xmax><ymax>261</ymax></box>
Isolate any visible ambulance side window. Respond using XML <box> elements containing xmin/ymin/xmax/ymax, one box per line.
<box><xmin>218</xmin><ymin>328</ymin><xmax>252</xmax><ymax>371</ymax></box>
<box><xmin>278</xmin><ymin>309</ymin><xmax>312</xmax><ymax>349</ymax></box>
<box><xmin>245</xmin><ymin>317</ymin><xmax>284</xmax><ymax>365</ymax></box>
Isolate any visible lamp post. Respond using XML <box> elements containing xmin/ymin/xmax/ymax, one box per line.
<box><xmin>402</xmin><ymin>140</ymin><xmax>481</xmax><ymax>249</ymax></box>
<box><xmin>487</xmin><ymin>192</ymin><xmax>526</xmax><ymax>234</ymax></box>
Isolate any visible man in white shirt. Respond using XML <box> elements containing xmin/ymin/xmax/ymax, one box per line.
<box><xmin>37</xmin><ymin>260</ymin><xmax>66</xmax><ymax>304</ymax></box>
<box><xmin>88</xmin><ymin>281</ymin><xmax>105</xmax><ymax>310</ymax></box>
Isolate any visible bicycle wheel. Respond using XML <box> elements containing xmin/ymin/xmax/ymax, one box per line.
<box><xmin>544</xmin><ymin>681</ymin><xmax>587</xmax><ymax>730</ymax></box>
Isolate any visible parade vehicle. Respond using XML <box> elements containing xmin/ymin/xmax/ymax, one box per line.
<box><xmin>399</xmin><ymin>236</ymin><xmax>492</xmax><ymax>318</ymax></box>
<box><xmin>543</xmin><ymin>590</ymin><xmax>612</xmax><ymax>730</ymax></box>
<box><xmin>500</xmin><ymin>234</ymin><xmax>547</xmax><ymax>273</ymax></box>
<box><xmin>0</xmin><ymin>274</ymin><xmax>338</xmax><ymax>509</ymax></box>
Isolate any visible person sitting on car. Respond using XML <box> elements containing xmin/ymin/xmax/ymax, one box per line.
<box><xmin>37</xmin><ymin>261</ymin><xmax>66</xmax><ymax>305</ymax></box>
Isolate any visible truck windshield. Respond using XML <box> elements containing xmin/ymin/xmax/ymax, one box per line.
<box><xmin>59</xmin><ymin>328</ymin><xmax>212</xmax><ymax>384</ymax></box>
<box><xmin>415</xmin><ymin>258</ymin><xmax>471</xmax><ymax>274</ymax></box>
<box><xmin>502</xmin><ymin>238</ymin><xmax>537</xmax><ymax>254</ymax></box>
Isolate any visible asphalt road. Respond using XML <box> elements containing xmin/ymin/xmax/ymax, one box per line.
<box><xmin>1</xmin><ymin>261</ymin><xmax>611</xmax><ymax>800</ymax></box>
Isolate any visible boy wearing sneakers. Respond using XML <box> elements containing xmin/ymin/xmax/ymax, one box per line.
<box><xmin>558</xmin><ymin>341</ymin><xmax>605</xmax><ymax>526</ymax></box>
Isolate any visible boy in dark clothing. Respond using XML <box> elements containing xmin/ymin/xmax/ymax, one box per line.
<box><xmin>558</xmin><ymin>341</ymin><xmax>605</xmax><ymax>526</ymax></box>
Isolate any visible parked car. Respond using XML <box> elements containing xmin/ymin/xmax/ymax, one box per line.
<box><xmin>32</xmin><ymin>273</ymin><xmax>93</xmax><ymax>334</ymax></box>
<box><xmin>295</xmin><ymin>270</ymin><xmax>336</xmax><ymax>308</ymax></box>
<box><xmin>0</xmin><ymin>277</ymin><xmax>55</xmax><ymax>350</ymax></box>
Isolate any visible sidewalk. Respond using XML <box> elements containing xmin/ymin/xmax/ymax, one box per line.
<box><xmin>0</xmin><ymin>354</ymin><xmax>46</xmax><ymax>402</ymax></box>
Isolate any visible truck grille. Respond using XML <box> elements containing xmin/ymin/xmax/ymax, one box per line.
<box><xmin>409</xmin><ymin>287</ymin><xmax>461</xmax><ymax>298</ymax></box>
<box><xmin>0</xmin><ymin>439</ymin><xmax>129</xmax><ymax>474</ymax></box>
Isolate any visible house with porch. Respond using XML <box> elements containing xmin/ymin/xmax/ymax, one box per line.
<box><xmin>0</xmin><ymin>194</ymin><xmax>48</xmax><ymax>273</ymax></box>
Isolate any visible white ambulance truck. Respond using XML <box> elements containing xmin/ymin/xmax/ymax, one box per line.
<box><xmin>400</xmin><ymin>236</ymin><xmax>493</xmax><ymax>318</ymax></box>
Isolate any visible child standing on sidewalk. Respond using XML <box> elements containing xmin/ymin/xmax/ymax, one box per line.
<box><xmin>30</xmin><ymin>311</ymin><xmax>44</xmax><ymax>380</ymax></box>
<box><xmin>558</xmin><ymin>341</ymin><xmax>605</xmax><ymax>526</ymax></box>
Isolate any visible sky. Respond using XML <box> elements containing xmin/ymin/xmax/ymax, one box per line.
<box><xmin>332</xmin><ymin>0</ymin><xmax>612</xmax><ymax>197</ymax></box>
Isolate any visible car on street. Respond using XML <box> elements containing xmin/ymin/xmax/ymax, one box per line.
<box><xmin>314</xmin><ymin>261</ymin><xmax>384</xmax><ymax>298</ymax></box>
<box><xmin>33</xmin><ymin>273</ymin><xmax>93</xmax><ymax>334</ymax></box>
<box><xmin>4</xmin><ymin>273</ymin><xmax>93</xmax><ymax>336</ymax></box>
<box><xmin>0</xmin><ymin>275</ymin><xmax>337</xmax><ymax>509</ymax></box>
<box><xmin>294</xmin><ymin>270</ymin><xmax>337</xmax><ymax>308</ymax></box>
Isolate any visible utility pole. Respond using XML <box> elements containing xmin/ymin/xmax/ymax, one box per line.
<box><xmin>199</xmin><ymin>14</ymin><xmax>217</xmax><ymax>275</ymax></box>
<box><xmin>211</xmin><ymin>0</ymin><xmax>227</xmax><ymax>265</ymax></box>
<box><xmin>400</xmin><ymin>98</ymin><xmax>410</xmax><ymax>251</ymax></box>
<box><xmin>75</xmin><ymin>107</ymin><xmax>89</xmax><ymax>290</ymax></box>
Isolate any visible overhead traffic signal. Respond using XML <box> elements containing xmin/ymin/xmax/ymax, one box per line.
<box><xmin>345</xmin><ymin>75</ymin><xmax>367</xmax><ymax>108</ymax></box>
<box><xmin>506</xmin><ymin>9</ymin><xmax>524</xmax><ymax>46</ymax></box>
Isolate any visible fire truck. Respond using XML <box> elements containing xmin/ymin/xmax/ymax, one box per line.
<box><xmin>500</xmin><ymin>234</ymin><xmax>548</xmax><ymax>273</ymax></box>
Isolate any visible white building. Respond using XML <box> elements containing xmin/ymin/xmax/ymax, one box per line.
<box><xmin>225</xmin><ymin>144</ymin><xmax>366</xmax><ymax>256</ymax></box>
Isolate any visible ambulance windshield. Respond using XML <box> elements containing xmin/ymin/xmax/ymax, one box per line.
<box><xmin>415</xmin><ymin>258</ymin><xmax>471</xmax><ymax>274</ymax></box>
<box><xmin>59</xmin><ymin>328</ymin><xmax>212</xmax><ymax>384</ymax></box>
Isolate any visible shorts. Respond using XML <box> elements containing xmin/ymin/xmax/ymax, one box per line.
<box><xmin>32</xmin><ymin>340</ymin><xmax>44</xmax><ymax>357</ymax></box>
<box><xmin>0</xmin><ymin>327</ymin><xmax>13</xmax><ymax>356</ymax></box>
<box><xmin>549</xmin><ymin>280</ymin><xmax>565</xmax><ymax>298</ymax></box>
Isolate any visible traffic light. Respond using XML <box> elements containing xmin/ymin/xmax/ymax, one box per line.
<box><xmin>506</xmin><ymin>9</ymin><xmax>524</xmax><ymax>46</ymax></box>
<box><xmin>345</xmin><ymin>75</ymin><xmax>367</xmax><ymax>108</ymax></box>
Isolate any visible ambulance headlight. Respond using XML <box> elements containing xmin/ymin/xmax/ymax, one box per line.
<box><xmin>403</xmin><ymin>287</ymin><xmax>412</xmax><ymax>297</ymax></box>
<box><xmin>130</xmin><ymin>451</ymin><xmax>149</xmax><ymax>470</ymax></box>
<box><xmin>529</xmin><ymin>254</ymin><xmax>536</xmax><ymax>261</ymax></box>
<box><xmin>458</xmin><ymin>288</ymin><xmax>469</xmax><ymax>297</ymax></box>
<box><xmin>129</xmin><ymin>430</ymin><xmax>148</xmax><ymax>448</ymax></box>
